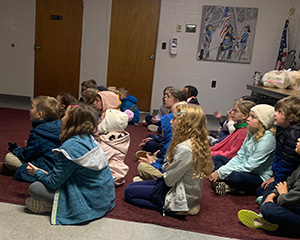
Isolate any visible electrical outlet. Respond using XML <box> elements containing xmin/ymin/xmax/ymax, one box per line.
<box><xmin>211</xmin><ymin>80</ymin><xmax>216</xmax><ymax>88</ymax></box>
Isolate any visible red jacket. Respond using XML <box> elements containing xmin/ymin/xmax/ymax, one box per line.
<box><xmin>210</xmin><ymin>127</ymin><xmax>248</xmax><ymax>159</ymax></box>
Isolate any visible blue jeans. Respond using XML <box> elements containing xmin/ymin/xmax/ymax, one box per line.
<box><xmin>213</xmin><ymin>155</ymin><xmax>230</xmax><ymax>170</ymax></box>
<box><xmin>124</xmin><ymin>180</ymin><xmax>159</xmax><ymax>211</ymax></box>
<box><xmin>225</xmin><ymin>171</ymin><xmax>263</xmax><ymax>194</ymax></box>
<box><xmin>261</xmin><ymin>202</ymin><xmax>300</xmax><ymax>233</ymax></box>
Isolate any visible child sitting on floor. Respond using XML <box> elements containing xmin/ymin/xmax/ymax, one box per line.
<box><xmin>56</xmin><ymin>92</ymin><xmax>77</xmax><ymax>118</ymax></box>
<box><xmin>211</xmin><ymin>100</ymin><xmax>255</xmax><ymax>168</ymax></box>
<box><xmin>125</xmin><ymin>104</ymin><xmax>214</xmax><ymax>216</ymax></box>
<box><xmin>209</xmin><ymin>104</ymin><xmax>276</xmax><ymax>195</ymax></box>
<box><xmin>25</xmin><ymin>104</ymin><xmax>115</xmax><ymax>225</ymax></box>
<box><xmin>119</xmin><ymin>87</ymin><xmax>140</xmax><ymax>125</ymax></box>
<box><xmin>183</xmin><ymin>85</ymin><xmax>200</xmax><ymax>105</ymax></box>
<box><xmin>0</xmin><ymin>96</ymin><xmax>61</xmax><ymax>182</ymax></box>
<box><xmin>238</xmin><ymin>138</ymin><xmax>300</xmax><ymax>235</ymax></box>
<box><xmin>97</xmin><ymin>109</ymin><xmax>130</xmax><ymax>186</ymax></box>
<box><xmin>82</xmin><ymin>88</ymin><xmax>98</xmax><ymax>106</ymax></box>
<box><xmin>145</xmin><ymin>86</ymin><xmax>174</xmax><ymax>133</ymax></box>
<box><xmin>135</xmin><ymin>112</ymin><xmax>173</xmax><ymax>181</ymax></box>
<box><xmin>93</xmin><ymin>91</ymin><xmax>119</xmax><ymax>123</ymax></box>
<box><xmin>139</xmin><ymin>89</ymin><xmax>186</xmax><ymax>154</ymax></box>
<box><xmin>256</xmin><ymin>96</ymin><xmax>300</xmax><ymax>204</ymax></box>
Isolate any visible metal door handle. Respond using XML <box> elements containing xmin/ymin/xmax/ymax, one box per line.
<box><xmin>34</xmin><ymin>45</ymin><xmax>41</xmax><ymax>50</ymax></box>
<box><xmin>149</xmin><ymin>55</ymin><xmax>154</xmax><ymax>59</ymax></box>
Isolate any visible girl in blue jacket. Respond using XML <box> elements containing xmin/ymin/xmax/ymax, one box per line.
<box><xmin>26</xmin><ymin>103</ymin><xmax>115</xmax><ymax>225</ymax></box>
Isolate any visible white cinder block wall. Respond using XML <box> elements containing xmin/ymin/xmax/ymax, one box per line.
<box><xmin>151</xmin><ymin>0</ymin><xmax>300</xmax><ymax>114</ymax></box>
<box><xmin>1</xmin><ymin>0</ymin><xmax>300</xmax><ymax>115</ymax></box>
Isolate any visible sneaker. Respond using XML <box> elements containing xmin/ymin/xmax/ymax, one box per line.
<box><xmin>212</xmin><ymin>182</ymin><xmax>235</xmax><ymax>195</ymax></box>
<box><xmin>25</xmin><ymin>197</ymin><xmax>52</xmax><ymax>213</ymax></box>
<box><xmin>176</xmin><ymin>203</ymin><xmax>200</xmax><ymax>216</ymax></box>
<box><xmin>142</xmin><ymin>120</ymin><xmax>148</xmax><ymax>126</ymax></box>
<box><xmin>135</xmin><ymin>150</ymin><xmax>151</xmax><ymax>159</ymax></box>
<box><xmin>238</xmin><ymin>210</ymin><xmax>279</xmax><ymax>231</ymax></box>
<box><xmin>256</xmin><ymin>196</ymin><xmax>263</xmax><ymax>206</ymax></box>
<box><xmin>147</xmin><ymin>124</ymin><xmax>159</xmax><ymax>132</ymax></box>
<box><xmin>132</xmin><ymin>176</ymin><xmax>143</xmax><ymax>182</ymax></box>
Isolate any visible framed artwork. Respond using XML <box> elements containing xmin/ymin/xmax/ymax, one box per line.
<box><xmin>197</xmin><ymin>5</ymin><xmax>258</xmax><ymax>63</ymax></box>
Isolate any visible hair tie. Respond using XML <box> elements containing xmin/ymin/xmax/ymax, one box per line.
<box><xmin>70</xmin><ymin>104</ymin><xmax>78</xmax><ymax>108</ymax></box>
<box><xmin>178</xmin><ymin>110</ymin><xmax>186</xmax><ymax>116</ymax></box>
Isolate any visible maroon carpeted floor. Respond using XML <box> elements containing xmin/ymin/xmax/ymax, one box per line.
<box><xmin>0</xmin><ymin>107</ymin><xmax>297</xmax><ymax>239</ymax></box>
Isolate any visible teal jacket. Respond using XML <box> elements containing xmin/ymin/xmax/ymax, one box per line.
<box><xmin>34</xmin><ymin>134</ymin><xmax>115</xmax><ymax>225</ymax></box>
<box><xmin>218</xmin><ymin>130</ymin><xmax>276</xmax><ymax>181</ymax></box>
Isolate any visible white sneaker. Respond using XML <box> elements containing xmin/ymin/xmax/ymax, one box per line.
<box><xmin>132</xmin><ymin>176</ymin><xmax>143</xmax><ymax>182</ymax></box>
<box><xmin>148</xmin><ymin>124</ymin><xmax>158</xmax><ymax>132</ymax></box>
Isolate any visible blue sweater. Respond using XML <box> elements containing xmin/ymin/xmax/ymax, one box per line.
<box><xmin>151</xmin><ymin>113</ymin><xmax>173</xmax><ymax>172</ymax></box>
<box><xmin>120</xmin><ymin>95</ymin><xmax>140</xmax><ymax>124</ymax></box>
<box><xmin>34</xmin><ymin>135</ymin><xmax>115</xmax><ymax>225</ymax></box>
<box><xmin>14</xmin><ymin>120</ymin><xmax>61</xmax><ymax>182</ymax></box>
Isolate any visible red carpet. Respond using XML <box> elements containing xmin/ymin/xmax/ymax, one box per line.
<box><xmin>0</xmin><ymin>107</ymin><xmax>297</xmax><ymax>239</ymax></box>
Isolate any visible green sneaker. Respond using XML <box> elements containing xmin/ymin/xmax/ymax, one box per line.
<box><xmin>238</xmin><ymin>210</ymin><xmax>279</xmax><ymax>232</ymax></box>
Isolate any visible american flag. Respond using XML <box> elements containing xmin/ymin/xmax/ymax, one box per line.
<box><xmin>275</xmin><ymin>20</ymin><xmax>289</xmax><ymax>70</ymax></box>
<box><xmin>219</xmin><ymin>7</ymin><xmax>231</xmax><ymax>39</ymax></box>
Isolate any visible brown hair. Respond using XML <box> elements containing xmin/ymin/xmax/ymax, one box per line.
<box><xmin>84</xmin><ymin>88</ymin><xmax>98</xmax><ymax>105</ymax></box>
<box><xmin>169</xmin><ymin>89</ymin><xmax>187</xmax><ymax>102</ymax></box>
<box><xmin>166</xmin><ymin>104</ymin><xmax>214</xmax><ymax>178</ymax></box>
<box><xmin>60</xmin><ymin>103</ymin><xmax>98</xmax><ymax>143</ymax></box>
<box><xmin>235</xmin><ymin>100</ymin><xmax>256</xmax><ymax>118</ymax></box>
<box><xmin>81</xmin><ymin>79</ymin><xmax>97</xmax><ymax>89</ymax></box>
<box><xmin>275</xmin><ymin>96</ymin><xmax>300</xmax><ymax>125</ymax></box>
<box><xmin>119</xmin><ymin>87</ymin><xmax>129</xmax><ymax>96</ymax></box>
<box><xmin>34</xmin><ymin>96</ymin><xmax>59</xmax><ymax>121</ymax></box>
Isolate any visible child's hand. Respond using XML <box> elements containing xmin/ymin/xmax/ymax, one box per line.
<box><xmin>139</xmin><ymin>137</ymin><xmax>152</xmax><ymax>147</ymax></box>
<box><xmin>214</xmin><ymin>111</ymin><xmax>222</xmax><ymax>120</ymax></box>
<box><xmin>8</xmin><ymin>142</ymin><xmax>18</xmax><ymax>152</ymax></box>
<box><xmin>227</xmin><ymin>109</ymin><xmax>233</xmax><ymax>121</ymax></box>
<box><xmin>209</xmin><ymin>170</ymin><xmax>220</xmax><ymax>183</ymax></box>
<box><xmin>27</xmin><ymin>163</ymin><xmax>48</xmax><ymax>176</ymax></box>
<box><xmin>261</xmin><ymin>177</ymin><xmax>274</xmax><ymax>189</ymax></box>
<box><xmin>276</xmin><ymin>182</ymin><xmax>288</xmax><ymax>195</ymax></box>
<box><xmin>296</xmin><ymin>138</ymin><xmax>300</xmax><ymax>155</ymax></box>
<box><xmin>26</xmin><ymin>163</ymin><xmax>38</xmax><ymax>176</ymax></box>
<box><xmin>138</xmin><ymin>154</ymin><xmax>155</xmax><ymax>165</ymax></box>
<box><xmin>262</xmin><ymin>193</ymin><xmax>276</xmax><ymax>205</ymax></box>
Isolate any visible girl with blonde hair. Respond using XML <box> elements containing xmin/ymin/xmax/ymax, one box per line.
<box><xmin>25</xmin><ymin>103</ymin><xmax>115</xmax><ymax>225</ymax></box>
<box><xmin>210</xmin><ymin>104</ymin><xmax>276</xmax><ymax>195</ymax></box>
<box><xmin>125</xmin><ymin>104</ymin><xmax>214</xmax><ymax>215</ymax></box>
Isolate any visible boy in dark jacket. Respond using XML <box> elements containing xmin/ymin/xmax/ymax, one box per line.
<box><xmin>0</xmin><ymin>96</ymin><xmax>61</xmax><ymax>182</ymax></box>
<box><xmin>238</xmin><ymin>159</ymin><xmax>300</xmax><ymax>235</ymax></box>
<box><xmin>256</xmin><ymin>96</ymin><xmax>300</xmax><ymax>203</ymax></box>
<box><xmin>119</xmin><ymin>87</ymin><xmax>140</xmax><ymax>125</ymax></box>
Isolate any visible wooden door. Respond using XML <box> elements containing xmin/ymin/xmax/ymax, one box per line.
<box><xmin>34</xmin><ymin>0</ymin><xmax>83</xmax><ymax>98</ymax></box>
<box><xmin>107</xmin><ymin>0</ymin><xmax>160</xmax><ymax>111</ymax></box>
